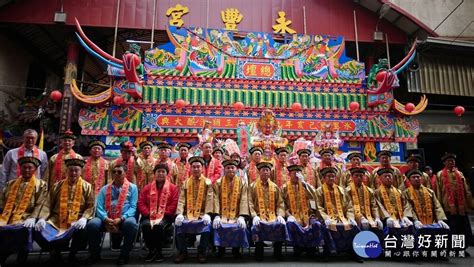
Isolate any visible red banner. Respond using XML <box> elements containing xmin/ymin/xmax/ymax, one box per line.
<box><xmin>156</xmin><ymin>115</ymin><xmax>355</xmax><ymax>132</ymax></box>
<box><xmin>242</xmin><ymin>63</ymin><xmax>275</xmax><ymax>78</ymax></box>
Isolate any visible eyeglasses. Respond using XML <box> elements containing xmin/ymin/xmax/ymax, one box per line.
<box><xmin>113</xmin><ymin>170</ymin><xmax>124</xmax><ymax>174</ymax></box>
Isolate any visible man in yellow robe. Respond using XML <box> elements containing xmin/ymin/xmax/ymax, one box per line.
<box><xmin>44</xmin><ymin>130</ymin><xmax>83</xmax><ymax>189</ymax></box>
<box><xmin>0</xmin><ymin>157</ymin><xmax>48</xmax><ymax>265</ymax></box>
<box><xmin>374</xmin><ymin>167</ymin><xmax>414</xmax><ymax>229</ymax></box>
<box><xmin>108</xmin><ymin>141</ymin><xmax>137</xmax><ymax>184</ymax></box>
<box><xmin>135</xmin><ymin>141</ymin><xmax>157</xmax><ymax>190</ymax></box>
<box><xmin>370</xmin><ymin>150</ymin><xmax>403</xmax><ymax>189</ymax></box>
<box><xmin>341</xmin><ymin>152</ymin><xmax>369</xmax><ymax>188</ymax></box>
<box><xmin>345</xmin><ymin>167</ymin><xmax>383</xmax><ymax>230</ymax></box>
<box><xmin>315</xmin><ymin>166</ymin><xmax>360</xmax><ymax>261</ymax></box>
<box><xmin>213</xmin><ymin>159</ymin><xmax>250</xmax><ymax>258</ymax></box>
<box><xmin>315</xmin><ymin>149</ymin><xmax>342</xmax><ymax>187</ymax></box>
<box><xmin>35</xmin><ymin>158</ymin><xmax>95</xmax><ymax>264</ymax></box>
<box><xmin>281</xmin><ymin>164</ymin><xmax>321</xmax><ymax>258</ymax></box>
<box><xmin>402</xmin><ymin>154</ymin><xmax>431</xmax><ymax>190</ymax></box>
<box><xmin>272</xmin><ymin>147</ymin><xmax>289</xmax><ymax>188</ymax></box>
<box><xmin>174</xmin><ymin>156</ymin><xmax>215</xmax><ymax>263</ymax></box>
<box><xmin>249</xmin><ymin>162</ymin><xmax>286</xmax><ymax>261</ymax></box>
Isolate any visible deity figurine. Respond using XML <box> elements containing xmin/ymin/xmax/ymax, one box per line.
<box><xmin>313</xmin><ymin>123</ymin><xmax>343</xmax><ymax>152</ymax></box>
<box><xmin>250</xmin><ymin>109</ymin><xmax>288</xmax><ymax>162</ymax></box>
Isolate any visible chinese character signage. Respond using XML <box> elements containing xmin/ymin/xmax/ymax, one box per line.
<box><xmin>236</xmin><ymin>61</ymin><xmax>280</xmax><ymax>80</ymax></box>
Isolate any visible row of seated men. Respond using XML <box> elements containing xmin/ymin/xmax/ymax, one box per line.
<box><xmin>0</xmin><ymin>131</ymin><xmax>472</xmax><ymax>258</ymax></box>
<box><xmin>0</xmin><ymin>150</ymin><xmax>469</xmax><ymax>265</ymax></box>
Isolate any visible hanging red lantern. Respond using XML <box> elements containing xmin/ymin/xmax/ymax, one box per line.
<box><xmin>349</xmin><ymin>101</ymin><xmax>360</xmax><ymax>112</ymax></box>
<box><xmin>113</xmin><ymin>95</ymin><xmax>125</xmax><ymax>106</ymax></box>
<box><xmin>50</xmin><ymin>90</ymin><xmax>63</xmax><ymax>102</ymax></box>
<box><xmin>291</xmin><ymin>102</ymin><xmax>302</xmax><ymax>112</ymax></box>
<box><xmin>175</xmin><ymin>99</ymin><xmax>186</xmax><ymax>108</ymax></box>
<box><xmin>454</xmin><ymin>105</ymin><xmax>465</xmax><ymax>117</ymax></box>
<box><xmin>405</xmin><ymin>103</ymin><xmax>415</xmax><ymax>112</ymax></box>
<box><xmin>233</xmin><ymin>101</ymin><xmax>244</xmax><ymax>111</ymax></box>
<box><xmin>376</xmin><ymin>71</ymin><xmax>387</xmax><ymax>83</ymax></box>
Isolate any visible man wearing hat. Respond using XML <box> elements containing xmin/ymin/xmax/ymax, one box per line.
<box><xmin>435</xmin><ymin>153</ymin><xmax>473</xmax><ymax>251</ymax></box>
<box><xmin>174</xmin><ymin>156</ymin><xmax>215</xmax><ymax>263</ymax></box>
<box><xmin>108</xmin><ymin>141</ymin><xmax>137</xmax><ymax>184</ymax></box>
<box><xmin>212</xmin><ymin>159</ymin><xmax>250</xmax><ymax>258</ymax></box>
<box><xmin>341</xmin><ymin>152</ymin><xmax>368</xmax><ymax>188</ymax></box>
<box><xmin>35</xmin><ymin>158</ymin><xmax>94</xmax><ymax>264</ymax></box>
<box><xmin>156</xmin><ymin>142</ymin><xmax>178</xmax><ymax>184</ymax></box>
<box><xmin>374</xmin><ymin>167</ymin><xmax>414</xmax><ymax>229</ymax></box>
<box><xmin>201</xmin><ymin>142</ymin><xmax>223</xmax><ymax>184</ymax></box>
<box><xmin>84</xmin><ymin>140</ymin><xmax>109</xmax><ymax>196</ymax></box>
<box><xmin>44</xmin><ymin>129</ymin><xmax>83</xmax><ymax>189</ymax></box>
<box><xmin>403</xmin><ymin>169</ymin><xmax>448</xmax><ymax>229</ymax></box>
<box><xmin>0</xmin><ymin>157</ymin><xmax>48</xmax><ymax>265</ymax></box>
<box><xmin>212</xmin><ymin>146</ymin><xmax>225</xmax><ymax>162</ymax></box>
<box><xmin>138</xmin><ymin>163</ymin><xmax>179</xmax><ymax>263</ymax></box>
<box><xmin>248</xmin><ymin>161</ymin><xmax>286</xmax><ymax>261</ymax></box>
<box><xmin>135</xmin><ymin>140</ymin><xmax>157</xmax><ymax>190</ymax></box>
<box><xmin>281</xmin><ymin>164</ymin><xmax>321</xmax><ymax>258</ymax></box>
<box><xmin>315</xmin><ymin>148</ymin><xmax>341</xmax><ymax>187</ymax></box>
<box><xmin>1</xmin><ymin>129</ymin><xmax>48</xmax><ymax>191</ymax></box>
<box><xmin>297</xmin><ymin>148</ymin><xmax>319</xmax><ymax>188</ymax></box>
<box><xmin>315</xmin><ymin>166</ymin><xmax>359</xmax><ymax>261</ymax></box>
<box><xmin>345</xmin><ymin>167</ymin><xmax>383</xmax><ymax>231</ymax></box>
<box><xmin>87</xmin><ymin>162</ymin><xmax>139</xmax><ymax>265</ymax></box>
<box><xmin>403</xmin><ymin>154</ymin><xmax>431</xmax><ymax>189</ymax></box>
<box><xmin>246</xmin><ymin>146</ymin><xmax>263</xmax><ymax>184</ymax></box>
<box><xmin>174</xmin><ymin>142</ymin><xmax>192</xmax><ymax>188</ymax></box>
<box><xmin>370</xmin><ymin>150</ymin><xmax>403</xmax><ymax>189</ymax></box>
<box><xmin>272</xmin><ymin>146</ymin><xmax>290</xmax><ymax>188</ymax></box>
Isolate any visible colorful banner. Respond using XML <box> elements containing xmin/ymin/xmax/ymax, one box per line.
<box><xmin>151</xmin><ymin>114</ymin><xmax>355</xmax><ymax>132</ymax></box>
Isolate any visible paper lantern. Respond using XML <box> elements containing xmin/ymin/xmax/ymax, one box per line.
<box><xmin>405</xmin><ymin>103</ymin><xmax>415</xmax><ymax>112</ymax></box>
<box><xmin>175</xmin><ymin>99</ymin><xmax>186</xmax><ymax>108</ymax></box>
<box><xmin>291</xmin><ymin>102</ymin><xmax>302</xmax><ymax>112</ymax></box>
<box><xmin>454</xmin><ymin>105</ymin><xmax>465</xmax><ymax>117</ymax></box>
<box><xmin>50</xmin><ymin>90</ymin><xmax>63</xmax><ymax>102</ymax></box>
<box><xmin>349</xmin><ymin>101</ymin><xmax>360</xmax><ymax>112</ymax></box>
<box><xmin>113</xmin><ymin>95</ymin><xmax>125</xmax><ymax>106</ymax></box>
<box><xmin>233</xmin><ymin>101</ymin><xmax>244</xmax><ymax>111</ymax></box>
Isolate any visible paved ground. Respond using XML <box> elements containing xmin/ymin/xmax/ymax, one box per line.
<box><xmin>3</xmin><ymin>242</ymin><xmax>474</xmax><ymax>266</ymax></box>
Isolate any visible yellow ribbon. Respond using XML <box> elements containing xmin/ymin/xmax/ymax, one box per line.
<box><xmin>256</xmin><ymin>179</ymin><xmax>276</xmax><ymax>221</ymax></box>
<box><xmin>186</xmin><ymin>176</ymin><xmax>206</xmax><ymax>220</ymax></box>
<box><xmin>0</xmin><ymin>175</ymin><xmax>36</xmax><ymax>224</ymax></box>
<box><xmin>408</xmin><ymin>185</ymin><xmax>433</xmax><ymax>225</ymax></box>
<box><xmin>59</xmin><ymin>178</ymin><xmax>83</xmax><ymax>229</ymax></box>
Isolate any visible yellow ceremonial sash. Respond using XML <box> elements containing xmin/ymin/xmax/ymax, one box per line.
<box><xmin>380</xmin><ymin>185</ymin><xmax>403</xmax><ymax>220</ymax></box>
<box><xmin>59</xmin><ymin>178</ymin><xmax>83</xmax><ymax>229</ymax></box>
<box><xmin>350</xmin><ymin>182</ymin><xmax>375</xmax><ymax>226</ymax></box>
<box><xmin>322</xmin><ymin>183</ymin><xmax>348</xmax><ymax>226</ymax></box>
<box><xmin>408</xmin><ymin>186</ymin><xmax>433</xmax><ymax>225</ymax></box>
<box><xmin>256</xmin><ymin>179</ymin><xmax>276</xmax><ymax>221</ymax></box>
<box><xmin>0</xmin><ymin>175</ymin><xmax>36</xmax><ymax>224</ymax></box>
<box><xmin>287</xmin><ymin>181</ymin><xmax>310</xmax><ymax>225</ymax></box>
<box><xmin>186</xmin><ymin>176</ymin><xmax>206</xmax><ymax>220</ymax></box>
<box><xmin>221</xmin><ymin>176</ymin><xmax>240</xmax><ymax>222</ymax></box>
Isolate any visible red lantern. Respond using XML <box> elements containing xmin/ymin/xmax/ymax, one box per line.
<box><xmin>405</xmin><ymin>103</ymin><xmax>415</xmax><ymax>112</ymax></box>
<box><xmin>376</xmin><ymin>71</ymin><xmax>387</xmax><ymax>83</ymax></box>
<box><xmin>113</xmin><ymin>95</ymin><xmax>125</xmax><ymax>106</ymax></box>
<box><xmin>50</xmin><ymin>90</ymin><xmax>63</xmax><ymax>102</ymax></box>
<box><xmin>175</xmin><ymin>99</ymin><xmax>186</xmax><ymax>108</ymax></box>
<box><xmin>233</xmin><ymin>101</ymin><xmax>244</xmax><ymax>111</ymax></box>
<box><xmin>454</xmin><ymin>105</ymin><xmax>465</xmax><ymax>117</ymax></box>
<box><xmin>349</xmin><ymin>101</ymin><xmax>360</xmax><ymax>112</ymax></box>
<box><xmin>291</xmin><ymin>102</ymin><xmax>302</xmax><ymax>112</ymax></box>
